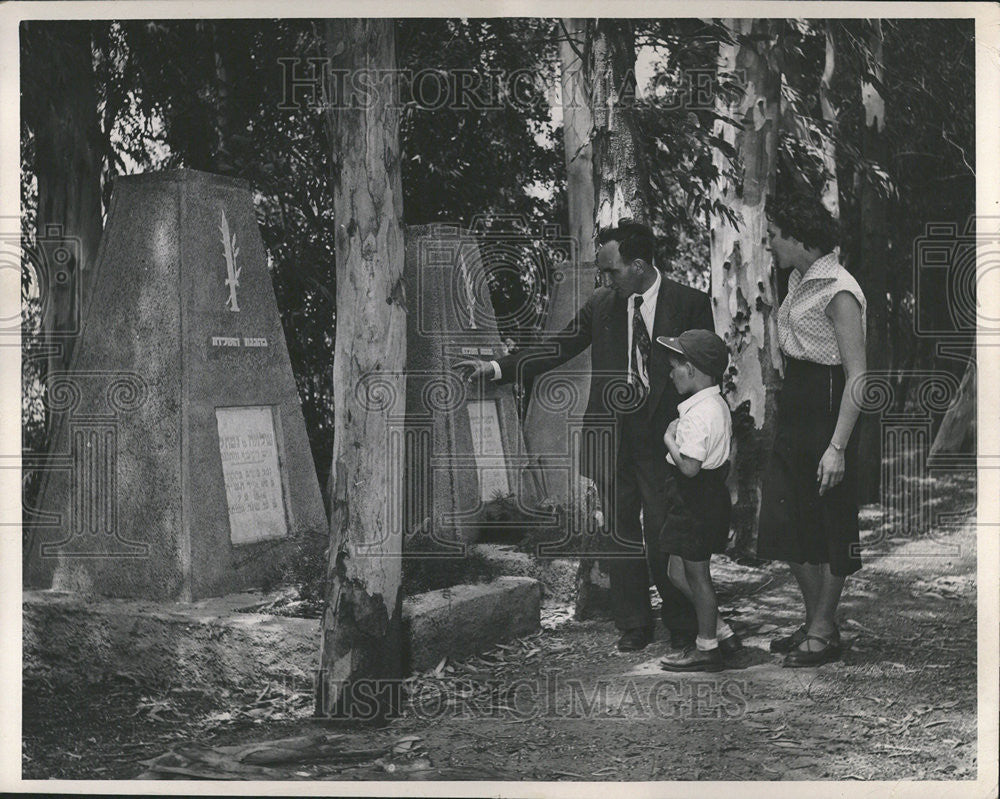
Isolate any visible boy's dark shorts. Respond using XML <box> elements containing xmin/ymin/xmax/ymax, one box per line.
<box><xmin>660</xmin><ymin>463</ymin><xmax>731</xmax><ymax>562</ymax></box>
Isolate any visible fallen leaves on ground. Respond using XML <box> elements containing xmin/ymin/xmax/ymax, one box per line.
<box><xmin>138</xmin><ymin>733</ymin><xmax>428</xmax><ymax>779</ymax></box>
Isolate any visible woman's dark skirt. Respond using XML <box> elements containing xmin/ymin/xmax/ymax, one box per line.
<box><xmin>660</xmin><ymin>462</ymin><xmax>731</xmax><ymax>562</ymax></box>
<box><xmin>757</xmin><ymin>357</ymin><xmax>862</xmax><ymax>576</ymax></box>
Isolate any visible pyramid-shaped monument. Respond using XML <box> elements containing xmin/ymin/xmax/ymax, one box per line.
<box><xmin>26</xmin><ymin>170</ymin><xmax>327</xmax><ymax>600</ymax></box>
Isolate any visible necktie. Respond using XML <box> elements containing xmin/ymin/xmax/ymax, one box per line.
<box><xmin>631</xmin><ymin>295</ymin><xmax>650</xmax><ymax>399</ymax></box>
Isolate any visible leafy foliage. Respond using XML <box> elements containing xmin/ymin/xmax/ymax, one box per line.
<box><xmin>20</xmin><ymin>16</ymin><xmax>976</xmax><ymax>533</ymax></box>
<box><xmin>21</xmin><ymin>18</ymin><xmax>569</xmax><ymax>505</ymax></box>
<box><xmin>633</xmin><ymin>19</ymin><xmax>741</xmax><ymax>289</ymax></box>
<box><xmin>397</xmin><ymin>18</ymin><xmax>563</xmax><ymax>226</ymax></box>
<box><xmin>774</xmin><ymin>19</ymin><xmax>975</xmax><ymax>383</ymax></box>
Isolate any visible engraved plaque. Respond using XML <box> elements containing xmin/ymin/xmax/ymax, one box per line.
<box><xmin>216</xmin><ymin>406</ymin><xmax>288</xmax><ymax>544</ymax></box>
<box><xmin>466</xmin><ymin>399</ymin><xmax>510</xmax><ymax>501</ymax></box>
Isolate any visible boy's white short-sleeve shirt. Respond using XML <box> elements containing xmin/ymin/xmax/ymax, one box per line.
<box><xmin>665</xmin><ymin>385</ymin><xmax>732</xmax><ymax>470</ymax></box>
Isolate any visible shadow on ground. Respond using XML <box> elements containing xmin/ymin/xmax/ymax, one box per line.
<box><xmin>23</xmin><ymin>470</ymin><xmax>978</xmax><ymax>781</ymax></box>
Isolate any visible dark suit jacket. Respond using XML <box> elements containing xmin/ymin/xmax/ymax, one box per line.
<box><xmin>496</xmin><ymin>274</ymin><xmax>714</xmax><ymax>481</ymax></box>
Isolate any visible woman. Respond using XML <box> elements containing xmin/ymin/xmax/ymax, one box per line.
<box><xmin>757</xmin><ymin>189</ymin><xmax>867</xmax><ymax>667</ymax></box>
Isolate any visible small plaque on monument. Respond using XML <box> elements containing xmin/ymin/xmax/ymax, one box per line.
<box><xmin>216</xmin><ymin>406</ymin><xmax>288</xmax><ymax>545</ymax></box>
<box><xmin>466</xmin><ymin>399</ymin><xmax>510</xmax><ymax>500</ymax></box>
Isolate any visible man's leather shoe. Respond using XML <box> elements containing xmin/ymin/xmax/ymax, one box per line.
<box><xmin>718</xmin><ymin>633</ymin><xmax>743</xmax><ymax>657</ymax></box>
<box><xmin>617</xmin><ymin>626</ymin><xmax>653</xmax><ymax>652</ymax></box>
<box><xmin>669</xmin><ymin>629</ymin><xmax>696</xmax><ymax>650</ymax></box>
<box><xmin>659</xmin><ymin>646</ymin><xmax>724</xmax><ymax>672</ymax></box>
<box><xmin>782</xmin><ymin>633</ymin><xmax>842</xmax><ymax>668</ymax></box>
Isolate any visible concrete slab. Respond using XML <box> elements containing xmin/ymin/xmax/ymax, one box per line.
<box><xmin>472</xmin><ymin>544</ymin><xmax>577</xmax><ymax>603</ymax></box>
<box><xmin>403</xmin><ymin>576</ymin><xmax>541</xmax><ymax>671</ymax></box>
<box><xmin>23</xmin><ymin>576</ymin><xmax>542</xmax><ymax>690</ymax></box>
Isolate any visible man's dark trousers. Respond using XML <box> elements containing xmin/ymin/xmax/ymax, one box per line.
<box><xmin>596</xmin><ymin>409</ymin><xmax>698</xmax><ymax>635</ymax></box>
<box><xmin>495</xmin><ymin>276</ymin><xmax>712</xmax><ymax>637</ymax></box>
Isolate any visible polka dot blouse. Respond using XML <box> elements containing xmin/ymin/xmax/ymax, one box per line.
<box><xmin>776</xmin><ymin>252</ymin><xmax>867</xmax><ymax>365</ymax></box>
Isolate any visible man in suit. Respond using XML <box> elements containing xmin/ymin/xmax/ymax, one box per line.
<box><xmin>455</xmin><ymin>220</ymin><xmax>715</xmax><ymax>651</ymax></box>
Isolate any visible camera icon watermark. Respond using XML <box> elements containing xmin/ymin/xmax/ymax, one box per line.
<box><xmin>912</xmin><ymin>215</ymin><xmax>1000</xmax><ymax>337</ymax></box>
<box><xmin>2</xmin><ymin>220</ymin><xmax>84</xmax><ymax>339</ymax></box>
<box><xmin>22</xmin><ymin>369</ymin><xmax>151</xmax><ymax>562</ymax></box>
<box><xmin>850</xmin><ymin>368</ymin><xmax>972</xmax><ymax>558</ymax></box>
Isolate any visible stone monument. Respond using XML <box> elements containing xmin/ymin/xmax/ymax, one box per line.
<box><xmin>402</xmin><ymin>224</ymin><xmax>540</xmax><ymax>545</ymax></box>
<box><xmin>519</xmin><ymin>263</ymin><xmax>613</xmax><ymax>618</ymax></box>
<box><xmin>521</xmin><ymin>262</ymin><xmax>598</xmax><ymax>511</ymax></box>
<box><xmin>26</xmin><ymin>169</ymin><xmax>327</xmax><ymax>601</ymax></box>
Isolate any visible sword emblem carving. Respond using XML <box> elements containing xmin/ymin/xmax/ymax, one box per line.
<box><xmin>220</xmin><ymin>209</ymin><xmax>241</xmax><ymax>312</ymax></box>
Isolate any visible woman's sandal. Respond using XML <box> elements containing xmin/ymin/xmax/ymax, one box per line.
<box><xmin>769</xmin><ymin>624</ymin><xmax>808</xmax><ymax>653</ymax></box>
<box><xmin>782</xmin><ymin>632</ymin><xmax>843</xmax><ymax>668</ymax></box>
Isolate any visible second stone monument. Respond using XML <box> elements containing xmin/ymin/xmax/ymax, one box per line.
<box><xmin>402</xmin><ymin>224</ymin><xmax>540</xmax><ymax>545</ymax></box>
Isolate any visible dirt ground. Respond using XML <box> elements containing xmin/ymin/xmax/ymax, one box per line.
<box><xmin>22</xmin><ymin>470</ymin><xmax>978</xmax><ymax>782</ymax></box>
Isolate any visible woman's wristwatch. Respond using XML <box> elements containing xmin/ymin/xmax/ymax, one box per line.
<box><xmin>829</xmin><ymin>441</ymin><xmax>845</xmax><ymax>452</ymax></box>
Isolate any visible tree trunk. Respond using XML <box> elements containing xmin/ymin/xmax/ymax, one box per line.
<box><xmin>929</xmin><ymin>358</ymin><xmax>975</xmax><ymax>458</ymax></box>
<box><xmin>590</xmin><ymin>19</ymin><xmax>649</xmax><ymax>227</ymax></box>
<box><xmin>25</xmin><ymin>22</ymin><xmax>104</xmax><ymax>410</ymax></box>
<box><xmin>317</xmin><ymin>18</ymin><xmax>406</xmax><ymax>720</ymax></box>
<box><xmin>833</xmin><ymin>21</ymin><xmax>861</xmax><ymax>296</ymax></box>
<box><xmin>818</xmin><ymin>23</ymin><xmax>840</xmax><ymax>217</ymax></box>
<box><xmin>559</xmin><ymin>18</ymin><xmax>596</xmax><ymax>262</ymax></box>
<box><xmin>560</xmin><ymin>18</ymin><xmax>602</xmax><ymax>616</ymax></box>
<box><xmin>710</xmin><ymin>19</ymin><xmax>783</xmax><ymax>554</ymax></box>
<box><xmin>855</xmin><ymin>19</ymin><xmax>889</xmax><ymax>503</ymax></box>
<box><xmin>210</xmin><ymin>26</ymin><xmax>234</xmax><ymax>173</ymax></box>
<box><xmin>573</xmin><ymin>19</ymin><xmax>650</xmax><ymax>618</ymax></box>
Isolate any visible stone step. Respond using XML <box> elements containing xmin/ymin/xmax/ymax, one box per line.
<box><xmin>404</xmin><ymin>576</ymin><xmax>540</xmax><ymax>671</ymax></box>
<box><xmin>23</xmin><ymin>576</ymin><xmax>541</xmax><ymax>693</ymax></box>
<box><xmin>471</xmin><ymin>544</ymin><xmax>578</xmax><ymax>603</ymax></box>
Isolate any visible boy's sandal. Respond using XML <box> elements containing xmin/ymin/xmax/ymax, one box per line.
<box><xmin>782</xmin><ymin>633</ymin><xmax>843</xmax><ymax>668</ymax></box>
<box><xmin>769</xmin><ymin>624</ymin><xmax>808</xmax><ymax>653</ymax></box>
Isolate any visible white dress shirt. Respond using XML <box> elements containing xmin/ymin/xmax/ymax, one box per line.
<box><xmin>666</xmin><ymin>385</ymin><xmax>732</xmax><ymax>469</ymax></box>
<box><xmin>626</xmin><ymin>269</ymin><xmax>660</xmax><ymax>389</ymax></box>
<box><xmin>492</xmin><ymin>269</ymin><xmax>662</xmax><ymax>382</ymax></box>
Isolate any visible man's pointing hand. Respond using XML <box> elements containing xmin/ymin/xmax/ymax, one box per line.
<box><xmin>452</xmin><ymin>359</ymin><xmax>494</xmax><ymax>383</ymax></box>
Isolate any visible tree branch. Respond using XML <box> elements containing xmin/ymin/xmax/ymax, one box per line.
<box><xmin>941</xmin><ymin>127</ymin><xmax>975</xmax><ymax>177</ymax></box>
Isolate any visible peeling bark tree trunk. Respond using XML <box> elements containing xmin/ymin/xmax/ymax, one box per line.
<box><xmin>710</xmin><ymin>19</ymin><xmax>782</xmax><ymax>554</ymax></box>
<box><xmin>209</xmin><ymin>27</ymin><xmax>234</xmax><ymax>173</ymax></box>
<box><xmin>574</xmin><ymin>19</ymin><xmax>650</xmax><ymax>618</ymax></box>
<box><xmin>590</xmin><ymin>19</ymin><xmax>649</xmax><ymax>227</ymax></box>
<box><xmin>818</xmin><ymin>23</ymin><xmax>840</xmax><ymax>218</ymax></box>
<box><xmin>855</xmin><ymin>19</ymin><xmax>889</xmax><ymax>503</ymax></box>
<box><xmin>559</xmin><ymin>18</ymin><xmax>596</xmax><ymax>261</ymax></box>
<box><xmin>24</xmin><ymin>22</ymin><xmax>104</xmax><ymax>409</ymax></box>
<box><xmin>317</xmin><ymin>18</ymin><xmax>406</xmax><ymax>720</ymax></box>
<box><xmin>559</xmin><ymin>18</ymin><xmax>609</xmax><ymax>620</ymax></box>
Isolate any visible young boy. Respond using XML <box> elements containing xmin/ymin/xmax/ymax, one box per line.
<box><xmin>655</xmin><ymin>329</ymin><xmax>739</xmax><ymax>672</ymax></box>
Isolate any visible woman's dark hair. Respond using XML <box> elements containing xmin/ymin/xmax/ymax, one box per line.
<box><xmin>596</xmin><ymin>219</ymin><xmax>657</xmax><ymax>266</ymax></box>
<box><xmin>765</xmin><ymin>189</ymin><xmax>838</xmax><ymax>254</ymax></box>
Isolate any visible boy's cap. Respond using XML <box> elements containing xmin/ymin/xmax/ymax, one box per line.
<box><xmin>656</xmin><ymin>329</ymin><xmax>729</xmax><ymax>379</ymax></box>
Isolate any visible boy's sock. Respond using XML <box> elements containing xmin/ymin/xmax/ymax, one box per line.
<box><xmin>716</xmin><ymin>620</ymin><xmax>735</xmax><ymax>641</ymax></box>
<box><xmin>695</xmin><ymin>636</ymin><xmax>719</xmax><ymax>651</ymax></box>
